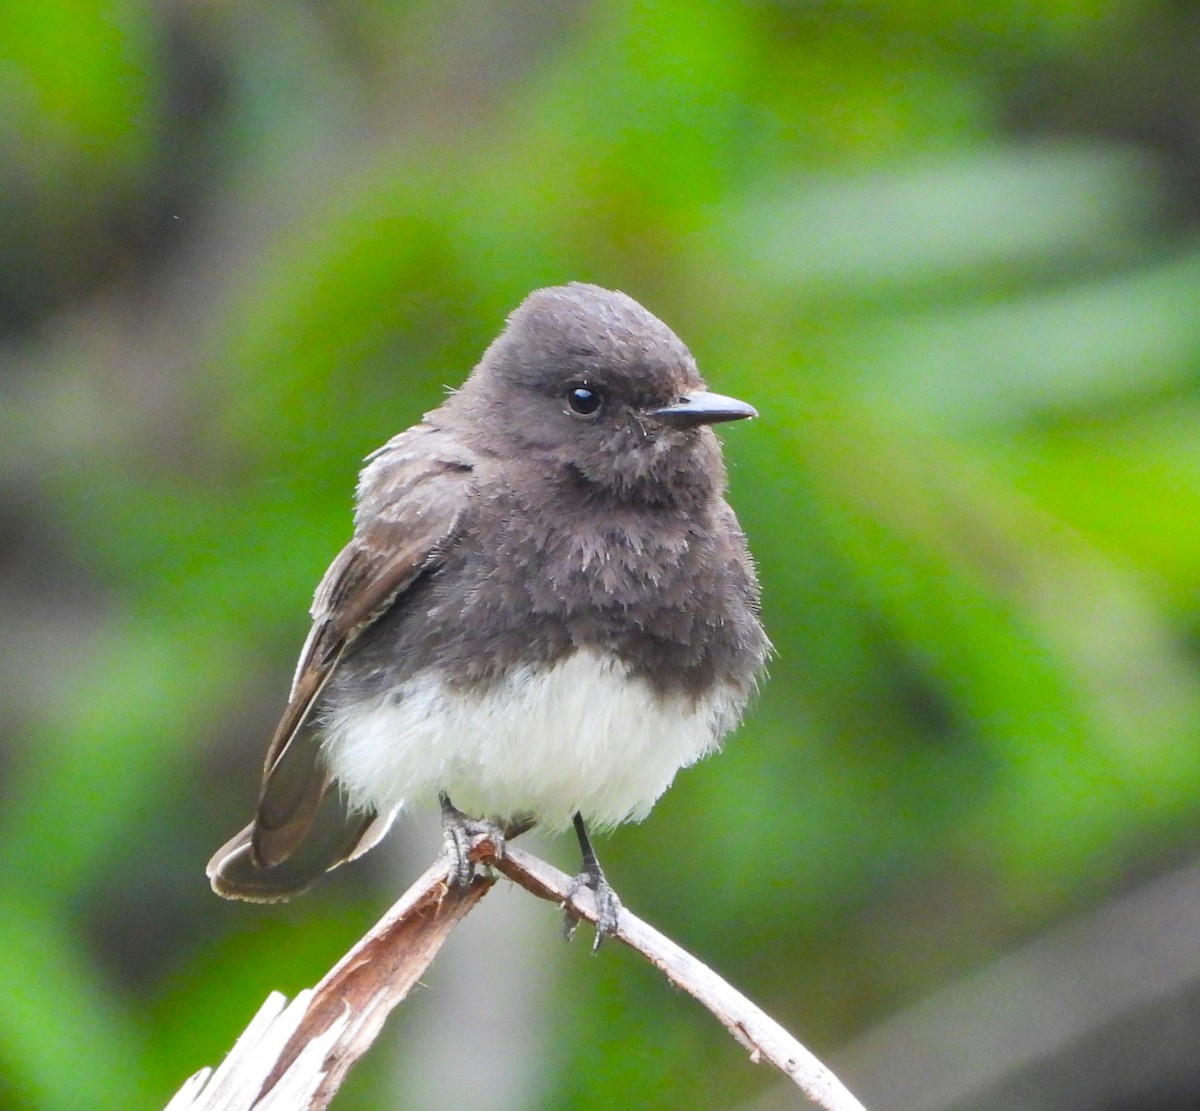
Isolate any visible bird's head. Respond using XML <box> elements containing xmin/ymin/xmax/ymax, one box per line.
<box><xmin>451</xmin><ymin>283</ymin><xmax>755</xmax><ymax>505</ymax></box>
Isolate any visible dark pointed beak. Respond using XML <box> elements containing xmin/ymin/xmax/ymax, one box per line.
<box><xmin>648</xmin><ymin>390</ymin><xmax>758</xmax><ymax>427</ymax></box>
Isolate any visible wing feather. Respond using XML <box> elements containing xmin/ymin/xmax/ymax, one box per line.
<box><xmin>208</xmin><ymin>423</ymin><xmax>475</xmax><ymax>896</ymax></box>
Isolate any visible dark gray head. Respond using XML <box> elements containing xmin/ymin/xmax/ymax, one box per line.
<box><xmin>446</xmin><ymin>283</ymin><xmax>755</xmax><ymax>503</ymax></box>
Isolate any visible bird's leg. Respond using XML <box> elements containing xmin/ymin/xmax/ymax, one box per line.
<box><xmin>563</xmin><ymin>811</ymin><xmax>622</xmax><ymax>951</ymax></box>
<box><xmin>439</xmin><ymin>791</ymin><xmax>510</xmax><ymax>886</ymax></box>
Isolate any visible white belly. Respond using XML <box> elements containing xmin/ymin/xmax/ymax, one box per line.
<box><xmin>321</xmin><ymin>648</ymin><xmax>743</xmax><ymax>830</ymax></box>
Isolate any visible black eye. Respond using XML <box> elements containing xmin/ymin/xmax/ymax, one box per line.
<box><xmin>567</xmin><ymin>385</ymin><xmax>603</xmax><ymax>416</ymax></box>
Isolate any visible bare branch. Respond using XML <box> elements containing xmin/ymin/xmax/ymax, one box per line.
<box><xmin>493</xmin><ymin>845</ymin><xmax>867</xmax><ymax>1111</ymax></box>
<box><xmin>168</xmin><ymin>843</ymin><xmax>866</xmax><ymax>1111</ymax></box>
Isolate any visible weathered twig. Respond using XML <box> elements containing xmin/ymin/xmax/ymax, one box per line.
<box><xmin>495</xmin><ymin>845</ymin><xmax>865</xmax><ymax>1110</ymax></box>
<box><xmin>168</xmin><ymin>841</ymin><xmax>866</xmax><ymax>1111</ymax></box>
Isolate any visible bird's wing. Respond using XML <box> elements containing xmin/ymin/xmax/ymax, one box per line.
<box><xmin>207</xmin><ymin>422</ymin><xmax>475</xmax><ymax>899</ymax></box>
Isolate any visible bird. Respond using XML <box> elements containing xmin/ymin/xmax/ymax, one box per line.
<box><xmin>207</xmin><ymin>282</ymin><xmax>770</xmax><ymax>946</ymax></box>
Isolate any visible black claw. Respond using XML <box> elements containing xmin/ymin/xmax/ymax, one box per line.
<box><xmin>563</xmin><ymin>868</ymin><xmax>623</xmax><ymax>951</ymax></box>
<box><xmin>439</xmin><ymin>791</ymin><xmax>506</xmax><ymax>886</ymax></box>
<box><xmin>563</xmin><ymin>812</ymin><xmax>622</xmax><ymax>952</ymax></box>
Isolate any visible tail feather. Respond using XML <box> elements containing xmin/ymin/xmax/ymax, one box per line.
<box><xmin>251</xmin><ymin>726</ymin><xmax>329</xmax><ymax>869</ymax></box>
<box><xmin>207</xmin><ymin>801</ymin><xmax>399</xmax><ymax>903</ymax></box>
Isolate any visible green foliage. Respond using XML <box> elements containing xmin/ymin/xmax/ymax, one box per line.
<box><xmin>2</xmin><ymin>1</ymin><xmax>1199</xmax><ymax>1108</ymax></box>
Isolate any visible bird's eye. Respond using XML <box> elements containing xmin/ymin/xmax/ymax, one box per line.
<box><xmin>566</xmin><ymin>385</ymin><xmax>603</xmax><ymax>416</ymax></box>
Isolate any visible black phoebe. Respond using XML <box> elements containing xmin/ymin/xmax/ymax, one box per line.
<box><xmin>208</xmin><ymin>282</ymin><xmax>769</xmax><ymax>942</ymax></box>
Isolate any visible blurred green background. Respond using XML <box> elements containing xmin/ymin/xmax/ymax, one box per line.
<box><xmin>4</xmin><ymin>1</ymin><xmax>1200</xmax><ymax>1109</ymax></box>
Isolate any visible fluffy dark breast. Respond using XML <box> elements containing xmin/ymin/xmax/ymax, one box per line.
<box><xmin>328</xmin><ymin>486</ymin><xmax>768</xmax><ymax>708</ymax></box>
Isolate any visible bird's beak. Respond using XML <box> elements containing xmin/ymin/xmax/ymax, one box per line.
<box><xmin>649</xmin><ymin>390</ymin><xmax>758</xmax><ymax>427</ymax></box>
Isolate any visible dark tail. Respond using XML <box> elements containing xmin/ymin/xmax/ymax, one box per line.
<box><xmin>207</xmin><ymin>801</ymin><xmax>397</xmax><ymax>902</ymax></box>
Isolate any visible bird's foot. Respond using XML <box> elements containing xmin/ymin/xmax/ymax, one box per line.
<box><xmin>439</xmin><ymin>791</ymin><xmax>506</xmax><ymax>886</ymax></box>
<box><xmin>563</xmin><ymin>858</ymin><xmax>623</xmax><ymax>952</ymax></box>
